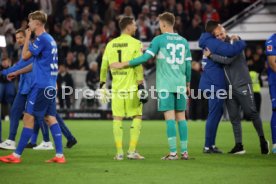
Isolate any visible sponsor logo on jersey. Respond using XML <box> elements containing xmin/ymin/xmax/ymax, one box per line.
<box><xmin>267</xmin><ymin>45</ymin><xmax>273</xmax><ymax>52</ymax></box>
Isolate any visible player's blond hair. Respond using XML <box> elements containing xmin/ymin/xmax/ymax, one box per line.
<box><xmin>158</xmin><ymin>12</ymin><xmax>175</xmax><ymax>26</ymax></box>
<box><xmin>28</xmin><ymin>10</ymin><xmax>47</xmax><ymax>25</ymax></box>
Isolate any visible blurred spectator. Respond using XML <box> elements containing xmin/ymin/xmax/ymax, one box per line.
<box><xmin>136</xmin><ymin>15</ymin><xmax>152</xmax><ymax>42</ymax></box>
<box><xmin>202</xmin><ymin>3</ymin><xmax>220</xmax><ymax>25</ymax></box>
<box><xmin>249</xmin><ymin>68</ymin><xmax>262</xmax><ymax>113</ymax></box>
<box><xmin>83</xmin><ymin>29</ymin><xmax>94</xmax><ymax>49</ymax></box>
<box><xmin>22</xmin><ymin>0</ymin><xmax>39</xmax><ymax>19</ymax></box>
<box><xmin>87</xmin><ymin>46</ymin><xmax>100</xmax><ymax>64</ymax></box>
<box><xmin>174</xmin><ymin>3</ymin><xmax>189</xmax><ymax>28</ymax></box>
<box><xmin>57</xmin><ymin>63</ymin><xmax>74</xmax><ymax>109</ymax></box>
<box><xmin>75</xmin><ymin>52</ymin><xmax>89</xmax><ymax>71</ymax></box>
<box><xmin>184</xmin><ymin>17</ymin><xmax>203</xmax><ymax>41</ymax></box>
<box><xmin>0</xmin><ymin>57</ymin><xmax>16</xmax><ymax>108</ymax></box>
<box><xmin>189</xmin><ymin>61</ymin><xmax>208</xmax><ymax>120</ymax></box>
<box><xmin>86</xmin><ymin>61</ymin><xmax>100</xmax><ymax>91</ymax></box>
<box><xmin>5</xmin><ymin>0</ymin><xmax>21</xmax><ymax>27</ymax></box>
<box><xmin>66</xmin><ymin>0</ymin><xmax>77</xmax><ymax>19</ymax></box>
<box><xmin>40</xmin><ymin>0</ymin><xmax>53</xmax><ymax>16</ymax></box>
<box><xmin>72</xmin><ymin>35</ymin><xmax>87</xmax><ymax>55</ymax></box>
<box><xmin>85</xmin><ymin>61</ymin><xmax>100</xmax><ymax>108</ymax></box>
<box><xmin>174</xmin><ymin>16</ymin><xmax>185</xmax><ymax>36</ymax></box>
<box><xmin>149</xmin><ymin>13</ymin><xmax>159</xmax><ymax>35</ymax></box>
<box><xmin>65</xmin><ymin>51</ymin><xmax>76</xmax><ymax>70</ymax></box>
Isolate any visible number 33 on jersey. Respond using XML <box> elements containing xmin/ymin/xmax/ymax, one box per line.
<box><xmin>145</xmin><ymin>33</ymin><xmax>192</xmax><ymax>93</ymax></box>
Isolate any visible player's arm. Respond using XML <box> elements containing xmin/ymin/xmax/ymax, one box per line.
<box><xmin>268</xmin><ymin>56</ymin><xmax>276</xmax><ymax>72</ymax></box>
<box><xmin>213</xmin><ymin>39</ymin><xmax>246</xmax><ymax>57</ymax></box>
<box><xmin>2</xmin><ymin>58</ymin><xmax>33</xmax><ymax>76</ymax></box>
<box><xmin>7</xmin><ymin>64</ymin><xmax>33</xmax><ymax>80</ymax></box>
<box><xmin>22</xmin><ymin>28</ymin><xmax>33</xmax><ymax>60</ymax></box>
<box><xmin>204</xmin><ymin>47</ymin><xmax>238</xmax><ymax>65</ymax></box>
<box><xmin>110</xmin><ymin>37</ymin><xmax>160</xmax><ymax>69</ymax></box>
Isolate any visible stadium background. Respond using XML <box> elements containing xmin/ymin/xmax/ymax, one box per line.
<box><xmin>0</xmin><ymin>1</ymin><xmax>276</xmax><ymax>184</ymax></box>
<box><xmin>0</xmin><ymin>0</ymin><xmax>275</xmax><ymax>121</ymax></box>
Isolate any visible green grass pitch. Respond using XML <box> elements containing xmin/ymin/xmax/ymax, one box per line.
<box><xmin>0</xmin><ymin>120</ymin><xmax>275</xmax><ymax>184</ymax></box>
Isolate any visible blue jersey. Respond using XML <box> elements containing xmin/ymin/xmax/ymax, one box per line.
<box><xmin>29</xmin><ymin>32</ymin><xmax>58</xmax><ymax>88</ymax></box>
<box><xmin>198</xmin><ymin>32</ymin><xmax>246</xmax><ymax>91</ymax></box>
<box><xmin>2</xmin><ymin>55</ymin><xmax>34</xmax><ymax>95</ymax></box>
<box><xmin>266</xmin><ymin>33</ymin><xmax>276</xmax><ymax>86</ymax></box>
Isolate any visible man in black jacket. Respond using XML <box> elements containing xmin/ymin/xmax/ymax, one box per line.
<box><xmin>57</xmin><ymin>63</ymin><xmax>74</xmax><ymax>109</ymax></box>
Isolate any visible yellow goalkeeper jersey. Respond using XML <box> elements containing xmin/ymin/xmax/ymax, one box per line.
<box><xmin>100</xmin><ymin>34</ymin><xmax>144</xmax><ymax>92</ymax></box>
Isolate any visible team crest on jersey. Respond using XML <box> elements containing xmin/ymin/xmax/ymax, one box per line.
<box><xmin>267</xmin><ymin>45</ymin><xmax>273</xmax><ymax>52</ymax></box>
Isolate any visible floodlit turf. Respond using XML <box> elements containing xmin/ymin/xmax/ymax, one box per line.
<box><xmin>0</xmin><ymin>120</ymin><xmax>275</xmax><ymax>184</ymax></box>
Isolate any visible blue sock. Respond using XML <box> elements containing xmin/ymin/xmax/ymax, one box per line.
<box><xmin>31</xmin><ymin>120</ymin><xmax>40</xmax><ymax>144</ymax></box>
<box><xmin>178</xmin><ymin>120</ymin><xmax>188</xmax><ymax>153</ymax></box>
<box><xmin>166</xmin><ymin>120</ymin><xmax>177</xmax><ymax>153</ymax></box>
<box><xmin>15</xmin><ymin>127</ymin><xmax>33</xmax><ymax>155</ymax></box>
<box><xmin>40</xmin><ymin>121</ymin><xmax>50</xmax><ymax>142</ymax></box>
<box><xmin>56</xmin><ymin>113</ymin><xmax>74</xmax><ymax>141</ymax></box>
<box><xmin>50</xmin><ymin>123</ymin><xmax>63</xmax><ymax>154</ymax></box>
<box><xmin>271</xmin><ymin>111</ymin><xmax>276</xmax><ymax>144</ymax></box>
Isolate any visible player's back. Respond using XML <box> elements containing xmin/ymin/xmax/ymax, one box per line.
<box><xmin>153</xmin><ymin>33</ymin><xmax>191</xmax><ymax>92</ymax></box>
<box><xmin>31</xmin><ymin>32</ymin><xmax>58</xmax><ymax>88</ymax></box>
<box><xmin>104</xmin><ymin>34</ymin><xmax>142</xmax><ymax>92</ymax></box>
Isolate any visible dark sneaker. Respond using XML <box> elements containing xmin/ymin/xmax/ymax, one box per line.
<box><xmin>66</xmin><ymin>138</ymin><xmax>77</xmax><ymax>148</ymax></box>
<box><xmin>261</xmin><ymin>140</ymin><xmax>270</xmax><ymax>154</ymax></box>
<box><xmin>228</xmin><ymin>143</ymin><xmax>246</xmax><ymax>154</ymax></box>
<box><xmin>211</xmin><ymin>146</ymin><xmax>223</xmax><ymax>154</ymax></box>
<box><xmin>203</xmin><ymin>147</ymin><xmax>212</xmax><ymax>154</ymax></box>
<box><xmin>25</xmin><ymin>142</ymin><xmax>37</xmax><ymax>148</ymax></box>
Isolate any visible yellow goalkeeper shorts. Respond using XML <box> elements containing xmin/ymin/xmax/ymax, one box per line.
<box><xmin>111</xmin><ymin>91</ymin><xmax>143</xmax><ymax>117</ymax></box>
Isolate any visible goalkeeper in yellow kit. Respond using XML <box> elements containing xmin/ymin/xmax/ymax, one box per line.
<box><xmin>100</xmin><ymin>16</ymin><xmax>147</xmax><ymax>160</ymax></box>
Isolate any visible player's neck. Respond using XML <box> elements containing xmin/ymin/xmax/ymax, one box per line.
<box><xmin>121</xmin><ymin>31</ymin><xmax>131</xmax><ymax>36</ymax></box>
<box><xmin>35</xmin><ymin>27</ymin><xmax>46</xmax><ymax>36</ymax></box>
<box><xmin>163</xmin><ymin>28</ymin><xmax>174</xmax><ymax>33</ymax></box>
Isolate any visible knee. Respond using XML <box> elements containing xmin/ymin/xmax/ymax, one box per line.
<box><xmin>44</xmin><ymin>115</ymin><xmax>57</xmax><ymax>126</ymax></box>
<box><xmin>23</xmin><ymin>113</ymin><xmax>34</xmax><ymax>128</ymax></box>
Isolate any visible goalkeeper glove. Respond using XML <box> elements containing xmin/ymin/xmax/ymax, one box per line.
<box><xmin>99</xmin><ymin>82</ymin><xmax>111</xmax><ymax>104</ymax></box>
<box><xmin>137</xmin><ymin>84</ymin><xmax>148</xmax><ymax>104</ymax></box>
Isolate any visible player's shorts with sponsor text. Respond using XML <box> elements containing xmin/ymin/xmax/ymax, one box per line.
<box><xmin>157</xmin><ymin>92</ymin><xmax>187</xmax><ymax>111</ymax></box>
<box><xmin>112</xmin><ymin>91</ymin><xmax>143</xmax><ymax>117</ymax></box>
<box><xmin>25</xmin><ymin>87</ymin><xmax>57</xmax><ymax>117</ymax></box>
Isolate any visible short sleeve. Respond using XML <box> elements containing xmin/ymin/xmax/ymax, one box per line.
<box><xmin>29</xmin><ymin>37</ymin><xmax>45</xmax><ymax>56</ymax></box>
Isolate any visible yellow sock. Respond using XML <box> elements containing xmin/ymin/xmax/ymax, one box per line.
<box><xmin>113</xmin><ymin>120</ymin><xmax>123</xmax><ymax>155</ymax></box>
<box><xmin>128</xmin><ymin>118</ymin><xmax>142</xmax><ymax>153</ymax></box>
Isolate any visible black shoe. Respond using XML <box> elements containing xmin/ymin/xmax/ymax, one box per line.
<box><xmin>203</xmin><ymin>147</ymin><xmax>212</xmax><ymax>153</ymax></box>
<box><xmin>260</xmin><ymin>140</ymin><xmax>270</xmax><ymax>154</ymax></box>
<box><xmin>25</xmin><ymin>142</ymin><xmax>37</xmax><ymax>148</ymax></box>
<box><xmin>228</xmin><ymin>143</ymin><xmax>246</xmax><ymax>154</ymax></box>
<box><xmin>66</xmin><ymin>138</ymin><xmax>77</xmax><ymax>148</ymax></box>
<box><xmin>210</xmin><ymin>146</ymin><xmax>223</xmax><ymax>154</ymax></box>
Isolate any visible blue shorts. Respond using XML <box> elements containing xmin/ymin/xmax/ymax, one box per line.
<box><xmin>269</xmin><ymin>85</ymin><xmax>276</xmax><ymax>110</ymax></box>
<box><xmin>25</xmin><ymin>87</ymin><xmax>56</xmax><ymax>117</ymax></box>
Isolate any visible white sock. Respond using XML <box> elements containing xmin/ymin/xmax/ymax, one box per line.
<box><xmin>56</xmin><ymin>154</ymin><xmax>64</xmax><ymax>158</ymax></box>
<box><xmin>170</xmin><ymin>152</ymin><xmax>177</xmax><ymax>155</ymax></box>
<box><xmin>13</xmin><ymin>152</ymin><xmax>21</xmax><ymax>158</ymax></box>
